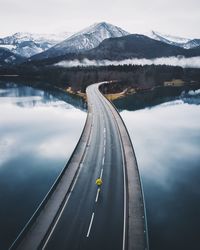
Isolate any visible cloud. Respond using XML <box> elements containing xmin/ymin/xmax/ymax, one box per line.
<box><xmin>0</xmin><ymin>0</ymin><xmax>200</xmax><ymax>37</ymax></box>
<box><xmin>55</xmin><ymin>56</ymin><xmax>200</xmax><ymax>68</ymax></box>
<box><xmin>188</xmin><ymin>89</ymin><xmax>200</xmax><ymax>95</ymax></box>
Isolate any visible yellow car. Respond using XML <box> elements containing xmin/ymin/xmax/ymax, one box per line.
<box><xmin>96</xmin><ymin>178</ymin><xmax>103</xmax><ymax>187</ymax></box>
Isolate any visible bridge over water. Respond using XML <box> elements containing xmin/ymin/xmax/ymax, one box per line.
<box><xmin>10</xmin><ymin>82</ymin><xmax>149</xmax><ymax>250</ymax></box>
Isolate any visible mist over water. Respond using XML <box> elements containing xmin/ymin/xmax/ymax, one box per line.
<box><xmin>119</xmin><ymin>98</ymin><xmax>200</xmax><ymax>250</ymax></box>
<box><xmin>56</xmin><ymin>56</ymin><xmax>200</xmax><ymax>68</ymax></box>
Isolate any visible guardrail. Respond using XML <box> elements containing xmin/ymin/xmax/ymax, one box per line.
<box><xmin>9</xmin><ymin>81</ymin><xmax>149</xmax><ymax>250</ymax></box>
<box><xmin>9</xmin><ymin>105</ymin><xmax>92</xmax><ymax>249</ymax></box>
<box><xmin>99</xmin><ymin>82</ymin><xmax>149</xmax><ymax>250</ymax></box>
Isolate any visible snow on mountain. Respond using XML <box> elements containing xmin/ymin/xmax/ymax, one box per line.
<box><xmin>0</xmin><ymin>44</ymin><xmax>16</xmax><ymax>50</ymax></box>
<box><xmin>148</xmin><ymin>31</ymin><xmax>200</xmax><ymax>49</ymax></box>
<box><xmin>0</xmin><ymin>47</ymin><xmax>24</xmax><ymax>66</ymax></box>
<box><xmin>183</xmin><ymin>39</ymin><xmax>200</xmax><ymax>49</ymax></box>
<box><xmin>150</xmin><ymin>31</ymin><xmax>190</xmax><ymax>44</ymax></box>
<box><xmin>31</xmin><ymin>22</ymin><xmax>130</xmax><ymax>60</ymax></box>
<box><xmin>54</xmin><ymin>22</ymin><xmax>129</xmax><ymax>52</ymax></box>
<box><xmin>0</xmin><ymin>31</ymin><xmax>72</xmax><ymax>58</ymax></box>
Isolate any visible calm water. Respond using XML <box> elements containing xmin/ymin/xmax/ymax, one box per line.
<box><xmin>1</xmin><ymin>81</ymin><xmax>200</xmax><ymax>250</ymax></box>
<box><xmin>117</xmin><ymin>89</ymin><xmax>200</xmax><ymax>250</ymax></box>
<box><xmin>0</xmin><ymin>81</ymin><xmax>86</xmax><ymax>249</ymax></box>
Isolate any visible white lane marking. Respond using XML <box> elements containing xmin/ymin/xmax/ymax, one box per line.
<box><xmin>42</xmin><ymin>193</ymin><xmax>71</xmax><ymax>250</ymax></box>
<box><xmin>42</xmin><ymin>157</ymin><xmax>85</xmax><ymax>248</ymax></box>
<box><xmin>70</xmin><ymin>177</ymin><xmax>78</xmax><ymax>192</ymax></box>
<box><xmin>100</xmin><ymin>168</ymin><xmax>104</xmax><ymax>179</ymax></box>
<box><xmin>101</xmin><ymin>92</ymin><xmax>127</xmax><ymax>250</ymax></box>
<box><xmin>95</xmin><ymin>188</ymin><xmax>100</xmax><ymax>202</ymax></box>
<box><xmin>87</xmin><ymin>134</ymin><xmax>92</xmax><ymax>147</ymax></box>
<box><xmin>86</xmin><ymin>213</ymin><xmax>95</xmax><ymax>237</ymax></box>
<box><xmin>115</xmin><ymin>122</ymin><xmax>127</xmax><ymax>250</ymax></box>
<box><xmin>71</xmin><ymin>163</ymin><xmax>83</xmax><ymax>192</ymax></box>
<box><xmin>104</xmin><ymin>139</ymin><xmax>106</xmax><ymax>147</ymax></box>
<box><xmin>103</xmin><ymin>145</ymin><xmax>106</xmax><ymax>155</ymax></box>
<box><xmin>122</xmin><ymin>157</ymin><xmax>127</xmax><ymax>250</ymax></box>
<box><xmin>104</xmin><ymin>128</ymin><xmax>106</xmax><ymax>133</ymax></box>
<box><xmin>86</xmin><ymin>120</ymin><xmax>93</xmax><ymax>147</ymax></box>
<box><xmin>82</xmin><ymin>146</ymin><xmax>89</xmax><ymax>163</ymax></box>
<box><xmin>102</xmin><ymin>157</ymin><xmax>105</xmax><ymax>166</ymax></box>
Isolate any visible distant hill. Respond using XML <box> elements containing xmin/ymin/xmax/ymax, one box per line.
<box><xmin>82</xmin><ymin>34</ymin><xmax>189</xmax><ymax>60</ymax></box>
<box><xmin>25</xmin><ymin>34</ymin><xmax>200</xmax><ymax>67</ymax></box>
<box><xmin>1</xmin><ymin>23</ymin><xmax>200</xmax><ymax>63</ymax></box>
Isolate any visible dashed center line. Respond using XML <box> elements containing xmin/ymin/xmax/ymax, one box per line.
<box><xmin>95</xmin><ymin>188</ymin><xmax>101</xmax><ymax>202</ymax></box>
<box><xmin>100</xmin><ymin>168</ymin><xmax>104</xmax><ymax>178</ymax></box>
<box><xmin>86</xmin><ymin>213</ymin><xmax>95</xmax><ymax>238</ymax></box>
<box><xmin>102</xmin><ymin>157</ymin><xmax>105</xmax><ymax>166</ymax></box>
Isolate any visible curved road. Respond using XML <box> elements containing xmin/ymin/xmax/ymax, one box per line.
<box><xmin>10</xmin><ymin>82</ymin><xmax>148</xmax><ymax>250</ymax></box>
<box><xmin>42</xmin><ymin>83</ymin><xmax>125</xmax><ymax>250</ymax></box>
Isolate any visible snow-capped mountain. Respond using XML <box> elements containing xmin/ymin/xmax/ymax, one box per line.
<box><xmin>183</xmin><ymin>39</ymin><xmax>200</xmax><ymax>49</ymax></box>
<box><xmin>31</xmin><ymin>22</ymin><xmax>130</xmax><ymax>60</ymax></box>
<box><xmin>150</xmin><ymin>31</ymin><xmax>190</xmax><ymax>44</ymax></box>
<box><xmin>0</xmin><ymin>47</ymin><xmax>24</xmax><ymax>66</ymax></box>
<box><xmin>0</xmin><ymin>32</ymin><xmax>72</xmax><ymax>58</ymax></box>
<box><xmin>63</xmin><ymin>34</ymin><xmax>200</xmax><ymax>61</ymax></box>
<box><xmin>149</xmin><ymin>31</ymin><xmax>200</xmax><ymax>49</ymax></box>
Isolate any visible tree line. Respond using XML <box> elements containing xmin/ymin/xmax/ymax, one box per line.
<box><xmin>0</xmin><ymin>64</ymin><xmax>200</xmax><ymax>92</ymax></box>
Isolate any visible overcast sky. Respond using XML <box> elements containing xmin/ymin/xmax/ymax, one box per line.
<box><xmin>0</xmin><ymin>0</ymin><xmax>199</xmax><ymax>38</ymax></box>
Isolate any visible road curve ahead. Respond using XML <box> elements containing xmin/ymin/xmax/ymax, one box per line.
<box><xmin>10</xmin><ymin>82</ymin><xmax>148</xmax><ymax>250</ymax></box>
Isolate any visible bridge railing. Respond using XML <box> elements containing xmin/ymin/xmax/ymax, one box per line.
<box><xmin>99</xmin><ymin>81</ymin><xmax>149</xmax><ymax>250</ymax></box>
<box><xmin>9</xmin><ymin>109</ymin><xmax>90</xmax><ymax>249</ymax></box>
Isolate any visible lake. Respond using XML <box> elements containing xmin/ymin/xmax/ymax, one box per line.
<box><xmin>0</xmin><ymin>81</ymin><xmax>87</xmax><ymax>249</ymax></box>
<box><xmin>115</xmin><ymin>89</ymin><xmax>200</xmax><ymax>250</ymax></box>
<box><xmin>0</xmin><ymin>81</ymin><xmax>200</xmax><ymax>250</ymax></box>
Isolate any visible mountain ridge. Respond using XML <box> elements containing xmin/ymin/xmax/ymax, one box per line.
<box><xmin>0</xmin><ymin>47</ymin><xmax>25</xmax><ymax>66</ymax></box>
<box><xmin>25</xmin><ymin>34</ymin><xmax>200</xmax><ymax>67</ymax></box>
<box><xmin>0</xmin><ymin>31</ymin><xmax>72</xmax><ymax>58</ymax></box>
<box><xmin>150</xmin><ymin>31</ymin><xmax>200</xmax><ymax>49</ymax></box>
<box><xmin>30</xmin><ymin>22</ymin><xmax>130</xmax><ymax>60</ymax></box>
<box><xmin>1</xmin><ymin>22</ymin><xmax>200</xmax><ymax>67</ymax></box>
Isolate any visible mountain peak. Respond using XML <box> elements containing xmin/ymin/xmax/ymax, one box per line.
<box><xmin>31</xmin><ymin>22</ymin><xmax>130</xmax><ymax>60</ymax></box>
<box><xmin>69</xmin><ymin>21</ymin><xmax>129</xmax><ymax>39</ymax></box>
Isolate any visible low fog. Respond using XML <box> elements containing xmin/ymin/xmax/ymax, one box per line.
<box><xmin>55</xmin><ymin>56</ymin><xmax>200</xmax><ymax>68</ymax></box>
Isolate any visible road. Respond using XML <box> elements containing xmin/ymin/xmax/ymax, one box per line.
<box><xmin>41</xmin><ymin>83</ymin><xmax>125</xmax><ymax>250</ymax></box>
<box><xmin>10</xmin><ymin>82</ymin><xmax>148</xmax><ymax>250</ymax></box>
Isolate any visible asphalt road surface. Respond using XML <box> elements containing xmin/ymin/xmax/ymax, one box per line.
<box><xmin>41</xmin><ymin>83</ymin><xmax>126</xmax><ymax>250</ymax></box>
<box><xmin>10</xmin><ymin>82</ymin><xmax>147</xmax><ymax>250</ymax></box>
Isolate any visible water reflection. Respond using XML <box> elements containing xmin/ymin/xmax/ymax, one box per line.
<box><xmin>0</xmin><ymin>82</ymin><xmax>86</xmax><ymax>249</ymax></box>
<box><xmin>0</xmin><ymin>81</ymin><xmax>86</xmax><ymax>110</ymax></box>
<box><xmin>114</xmin><ymin>85</ymin><xmax>200</xmax><ymax>111</ymax></box>
<box><xmin>120</xmin><ymin>99</ymin><xmax>200</xmax><ymax>250</ymax></box>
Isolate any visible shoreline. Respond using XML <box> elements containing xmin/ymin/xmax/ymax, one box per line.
<box><xmin>0</xmin><ymin>75</ymin><xmax>200</xmax><ymax>103</ymax></box>
<box><xmin>64</xmin><ymin>82</ymin><xmax>200</xmax><ymax>102</ymax></box>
